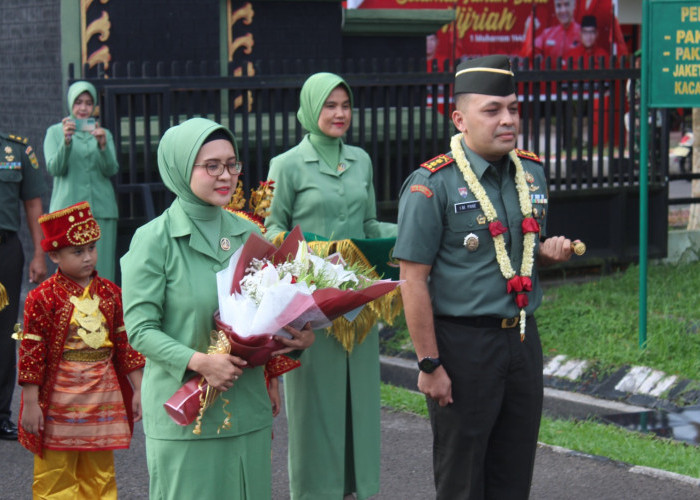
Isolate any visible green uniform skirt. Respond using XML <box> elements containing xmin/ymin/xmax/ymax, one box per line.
<box><xmin>95</xmin><ymin>217</ymin><xmax>116</xmax><ymax>282</ymax></box>
<box><xmin>146</xmin><ymin>427</ymin><xmax>272</xmax><ymax>500</ymax></box>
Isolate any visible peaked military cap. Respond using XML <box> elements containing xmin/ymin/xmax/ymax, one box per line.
<box><xmin>454</xmin><ymin>55</ymin><xmax>516</xmax><ymax>97</ymax></box>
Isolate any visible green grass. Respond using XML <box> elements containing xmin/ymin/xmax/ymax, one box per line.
<box><xmin>380</xmin><ymin>261</ymin><xmax>700</xmax><ymax>383</ymax></box>
<box><xmin>537</xmin><ymin>261</ymin><xmax>700</xmax><ymax>381</ymax></box>
<box><xmin>380</xmin><ymin>383</ymin><xmax>700</xmax><ymax>479</ymax></box>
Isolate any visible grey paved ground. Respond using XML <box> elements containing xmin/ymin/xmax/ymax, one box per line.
<box><xmin>2</xmin><ymin>383</ymin><xmax>699</xmax><ymax>500</ymax></box>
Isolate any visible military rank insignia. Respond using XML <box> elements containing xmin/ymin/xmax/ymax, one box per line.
<box><xmin>410</xmin><ymin>184</ymin><xmax>433</xmax><ymax>198</ymax></box>
<box><xmin>420</xmin><ymin>154</ymin><xmax>454</xmax><ymax>173</ymax></box>
<box><xmin>515</xmin><ymin>149</ymin><xmax>542</xmax><ymax>163</ymax></box>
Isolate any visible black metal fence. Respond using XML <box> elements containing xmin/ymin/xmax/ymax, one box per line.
<box><xmin>70</xmin><ymin>56</ymin><xmax>678</xmax><ymax>269</ymax></box>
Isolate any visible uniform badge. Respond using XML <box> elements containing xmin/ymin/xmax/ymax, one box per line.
<box><xmin>26</xmin><ymin>146</ymin><xmax>39</xmax><ymax>169</ymax></box>
<box><xmin>4</xmin><ymin>146</ymin><xmax>11</xmax><ymax>154</ymax></box>
<box><xmin>532</xmin><ymin>207</ymin><xmax>538</xmax><ymax>218</ymax></box>
<box><xmin>529</xmin><ymin>184</ymin><xmax>539</xmax><ymax>192</ymax></box>
<box><xmin>410</xmin><ymin>184</ymin><xmax>433</xmax><ymax>198</ymax></box>
<box><xmin>458</xmin><ymin>187</ymin><xmax>468</xmax><ymax>198</ymax></box>
<box><xmin>525</xmin><ymin>172</ymin><xmax>535</xmax><ymax>184</ymax></box>
<box><xmin>463</xmin><ymin>233</ymin><xmax>479</xmax><ymax>251</ymax></box>
<box><xmin>220</xmin><ymin>238</ymin><xmax>231</xmax><ymax>251</ymax></box>
<box><xmin>476</xmin><ymin>214</ymin><xmax>487</xmax><ymax>225</ymax></box>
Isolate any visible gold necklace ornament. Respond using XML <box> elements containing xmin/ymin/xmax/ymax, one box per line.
<box><xmin>450</xmin><ymin>134</ymin><xmax>539</xmax><ymax>341</ymax></box>
<box><xmin>69</xmin><ymin>290</ymin><xmax>108</xmax><ymax>349</ymax></box>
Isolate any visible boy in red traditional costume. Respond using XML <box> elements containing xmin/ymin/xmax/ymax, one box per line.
<box><xmin>17</xmin><ymin>201</ymin><xmax>145</xmax><ymax>499</ymax></box>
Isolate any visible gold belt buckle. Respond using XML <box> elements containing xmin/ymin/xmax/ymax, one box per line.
<box><xmin>501</xmin><ymin>317</ymin><xmax>519</xmax><ymax>329</ymax></box>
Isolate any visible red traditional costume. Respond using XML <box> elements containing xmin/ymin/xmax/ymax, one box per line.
<box><xmin>17</xmin><ymin>202</ymin><xmax>145</xmax><ymax>458</ymax></box>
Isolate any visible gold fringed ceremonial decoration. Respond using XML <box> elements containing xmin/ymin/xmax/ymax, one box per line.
<box><xmin>306</xmin><ymin>238</ymin><xmax>404</xmax><ymax>352</ymax></box>
<box><xmin>0</xmin><ymin>282</ymin><xmax>8</xmax><ymax>312</ymax></box>
<box><xmin>328</xmin><ymin>306</ymin><xmax>377</xmax><ymax>354</ymax></box>
<box><xmin>192</xmin><ymin>330</ymin><xmax>233</xmax><ymax>436</ymax></box>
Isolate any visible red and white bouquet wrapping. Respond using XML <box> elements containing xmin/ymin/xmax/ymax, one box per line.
<box><xmin>164</xmin><ymin>226</ymin><xmax>402</xmax><ymax>429</ymax></box>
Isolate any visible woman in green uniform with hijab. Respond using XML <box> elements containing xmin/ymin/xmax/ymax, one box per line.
<box><xmin>44</xmin><ymin>81</ymin><xmax>119</xmax><ymax>281</ymax></box>
<box><xmin>265</xmin><ymin>73</ymin><xmax>396</xmax><ymax>500</ymax></box>
<box><xmin>121</xmin><ymin>118</ymin><xmax>313</xmax><ymax>499</ymax></box>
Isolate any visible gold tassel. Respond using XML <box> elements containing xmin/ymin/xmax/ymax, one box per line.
<box><xmin>0</xmin><ymin>282</ymin><xmax>8</xmax><ymax>312</ymax></box>
<box><xmin>327</xmin><ymin>305</ymin><xmax>377</xmax><ymax>353</ymax></box>
<box><xmin>192</xmin><ymin>330</ymin><xmax>233</xmax><ymax>435</ymax></box>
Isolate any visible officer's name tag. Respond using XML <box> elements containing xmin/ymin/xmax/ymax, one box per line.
<box><xmin>454</xmin><ymin>201</ymin><xmax>481</xmax><ymax>214</ymax></box>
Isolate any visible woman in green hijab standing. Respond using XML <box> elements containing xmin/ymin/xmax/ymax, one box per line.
<box><xmin>266</xmin><ymin>73</ymin><xmax>396</xmax><ymax>500</ymax></box>
<box><xmin>121</xmin><ymin>118</ymin><xmax>313</xmax><ymax>499</ymax></box>
<box><xmin>44</xmin><ymin>81</ymin><xmax>119</xmax><ymax>281</ymax></box>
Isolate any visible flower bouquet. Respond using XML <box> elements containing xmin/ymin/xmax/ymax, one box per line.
<box><xmin>164</xmin><ymin>226</ymin><xmax>402</xmax><ymax>429</ymax></box>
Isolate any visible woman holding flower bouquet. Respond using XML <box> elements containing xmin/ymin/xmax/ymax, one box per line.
<box><xmin>120</xmin><ymin>118</ymin><xmax>314</xmax><ymax>499</ymax></box>
<box><xmin>266</xmin><ymin>72</ymin><xmax>397</xmax><ymax>500</ymax></box>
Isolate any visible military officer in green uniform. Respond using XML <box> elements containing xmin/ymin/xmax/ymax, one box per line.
<box><xmin>0</xmin><ymin>132</ymin><xmax>47</xmax><ymax>440</ymax></box>
<box><xmin>394</xmin><ymin>55</ymin><xmax>575</xmax><ymax>499</ymax></box>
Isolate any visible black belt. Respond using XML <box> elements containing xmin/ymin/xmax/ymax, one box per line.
<box><xmin>0</xmin><ymin>230</ymin><xmax>16</xmax><ymax>245</ymax></box>
<box><xmin>435</xmin><ymin>315</ymin><xmax>521</xmax><ymax>329</ymax></box>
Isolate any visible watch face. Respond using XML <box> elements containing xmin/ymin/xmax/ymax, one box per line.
<box><xmin>418</xmin><ymin>357</ymin><xmax>440</xmax><ymax>373</ymax></box>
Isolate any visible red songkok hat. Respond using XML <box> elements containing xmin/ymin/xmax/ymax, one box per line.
<box><xmin>39</xmin><ymin>201</ymin><xmax>101</xmax><ymax>252</ymax></box>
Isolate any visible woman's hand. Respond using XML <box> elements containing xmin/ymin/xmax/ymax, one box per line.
<box><xmin>62</xmin><ymin>117</ymin><xmax>75</xmax><ymax>145</ymax></box>
<box><xmin>272</xmin><ymin>322</ymin><xmax>315</xmax><ymax>356</ymax></box>
<box><xmin>267</xmin><ymin>377</ymin><xmax>281</xmax><ymax>417</ymax></box>
<box><xmin>131</xmin><ymin>388</ymin><xmax>143</xmax><ymax>422</ymax></box>
<box><xmin>188</xmin><ymin>352</ymin><xmax>247</xmax><ymax>393</ymax></box>
<box><xmin>92</xmin><ymin>122</ymin><xmax>107</xmax><ymax>150</ymax></box>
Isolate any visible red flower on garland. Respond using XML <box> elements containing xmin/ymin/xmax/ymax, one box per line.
<box><xmin>521</xmin><ymin>217</ymin><xmax>540</xmax><ymax>235</ymax></box>
<box><xmin>516</xmin><ymin>293</ymin><xmax>529</xmax><ymax>308</ymax></box>
<box><xmin>489</xmin><ymin>220</ymin><xmax>508</xmax><ymax>237</ymax></box>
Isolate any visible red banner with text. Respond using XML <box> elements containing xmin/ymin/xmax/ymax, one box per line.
<box><xmin>352</xmin><ymin>0</ymin><xmax>627</xmax><ymax>64</ymax></box>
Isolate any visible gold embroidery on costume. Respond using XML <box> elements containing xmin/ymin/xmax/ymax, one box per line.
<box><xmin>69</xmin><ymin>287</ymin><xmax>108</xmax><ymax>349</ymax></box>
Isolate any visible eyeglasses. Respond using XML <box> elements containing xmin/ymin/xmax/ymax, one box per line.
<box><xmin>193</xmin><ymin>160</ymin><xmax>243</xmax><ymax>177</ymax></box>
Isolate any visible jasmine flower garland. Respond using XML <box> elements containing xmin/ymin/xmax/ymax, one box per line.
<box><xmin>450</xmin><ymin>133</ymin><xmax>539</xmax><ymax>341</ymax></box>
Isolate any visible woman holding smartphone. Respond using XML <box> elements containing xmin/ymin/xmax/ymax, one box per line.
<box><xmin>44</xmin><ymin>81</ymin><xmax>119</xmax><ymax>281</ymax></box>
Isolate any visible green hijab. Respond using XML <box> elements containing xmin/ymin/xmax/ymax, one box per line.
<box><xmin>158</xmin><ymin>117</ymin><xmax>239</xmax><ymax>250</ymax></box>
<box><xmin>297</xmin><ymin>72</ymin><xmax>353</xmax><ymax>170</ymax></box>
<box><xmin>67</xmin><ymin>81</ymin><xmax>98</xmax><ymax>118</ymax></box>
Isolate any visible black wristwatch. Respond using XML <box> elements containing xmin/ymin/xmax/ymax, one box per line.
<box><xmin>417</xmin><ymin>356</ymin><xmax>441</xmax><ymax>374</ymax></box>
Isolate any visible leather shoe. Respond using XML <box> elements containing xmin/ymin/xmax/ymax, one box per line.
<box><xmin>0</xmin><ymin>419</ymin><xmax>18</xmax><ymax>440</ymax></box>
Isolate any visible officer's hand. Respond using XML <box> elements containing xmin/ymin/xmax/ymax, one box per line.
<box><xmin>28</xmin><ymin>254</ymin><xmax>47</xmax><ymax>284</ymax></box>
<box><xmin>418</xmin><ymin>365</ymin><xmax>453</xmax><ymax>407</ymax></box>
<box><xmin>538</xmin><ymin>235</ymin><xmax>573</xmax><ymax>266</ymax></box>
<box><xmin>62</xmin><ymin>117</ymin><xmax>75</xmax><ymax>145</ymax></box>
<box><xmin>92</xmin><ymin>122</ymin><xmax>107</xmax><ymax>150</ymax></box>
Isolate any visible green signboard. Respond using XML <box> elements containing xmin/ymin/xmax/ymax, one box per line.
<box><xmin>647</xmin><ymin>0</ymin><xmax>700</xmax><ymax>107</ymax></box>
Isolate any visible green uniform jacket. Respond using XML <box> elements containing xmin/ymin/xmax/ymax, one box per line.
<box><xmin>266</xmin><ymin>136</ymin><xmax>396</xmax><ymax>500</ymax></box>
<box><xmin>0</xmin><ymin>133</ymin><xmax>45</xmax><ymax>231</ymax></box>
<box><xmin>394</xmin><ymin>143</ymin><xmax>549</xmax><ymax>317</ymax></box>
<box><xmin>121</xmin><ymin>200</ymin><xmax>272</xmax><ymax>441</ymax></box>
<box><xmin>44</xmin><ymin>122</ymin><xmax>119</xmax><ymax>218</ymax></box>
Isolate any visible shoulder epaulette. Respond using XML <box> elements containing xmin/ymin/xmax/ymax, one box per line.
<box><xmin>515</xmin><ymin>149</ymin><xmax>542</xmax><ymax>164</ymax></box>
<box><xmin>420</xmin><ymin>154</ymin><xmax>454</xmax><ymax>173</ymax></box>
<box><xmin>6</xmin><ymin>134</ymin><xmax>29</xmax><ymax>145</ymax></box>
